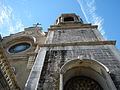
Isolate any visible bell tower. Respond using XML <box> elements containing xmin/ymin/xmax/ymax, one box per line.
<box><xmin>25</xmin><ymin>13</ymin><xmax>120</xmax><ymax>90</ymax></box>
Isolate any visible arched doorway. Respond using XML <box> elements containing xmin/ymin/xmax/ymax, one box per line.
<box><xmin>64</xmin><ymin>76</ymin><xmax>103</xmax><ymax>90</ymax></box>
<box><xmin>60</xmin><ymin>59</ymin><xmax>116</xmax><ymax>90</ymax></box>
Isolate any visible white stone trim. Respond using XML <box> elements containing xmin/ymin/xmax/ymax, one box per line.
<box><xmin>24</xmin><ymin>47</ymin><xmax>47</xmax><ymax>90</ymax></box>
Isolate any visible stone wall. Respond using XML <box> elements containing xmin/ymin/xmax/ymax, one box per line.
<box><xmin>37</xmin><ymin>45</ymin><xmax>120</xmax><ymax>90</ymax></box>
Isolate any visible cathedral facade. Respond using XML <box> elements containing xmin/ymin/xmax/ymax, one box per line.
<box><xmin>0</xmin><ymin>13</ymin><xmax>120</xmax><ymax>90</ymax></box>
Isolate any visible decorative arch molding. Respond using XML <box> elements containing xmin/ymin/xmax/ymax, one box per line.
<box><xmin>60</xmin><ymin>59</ymin><xmax>117</xmax><ymax>90</ymax></box>
<box><xmin>60</xmin><ymin>59</ymin><xmax>109</xmax><ymax>74</ymax></box>
<box><xmin>9</xmin><ymin>35</ymin><xmax>36</xmax><ymax>44</ymax></box>
<box><xmin>5</xmin><ymin>35</ymin><xmax>37</xmax><ymax>48</ymax></box>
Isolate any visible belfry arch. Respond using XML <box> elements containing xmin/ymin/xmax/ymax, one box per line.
<box><xmin>60</xmin><ymin>59</ymin><xmax>116</xmax><ymax>90</ymax></box>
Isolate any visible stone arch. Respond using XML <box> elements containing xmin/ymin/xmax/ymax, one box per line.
<box><xmin>7</xmin><ymin>35</ymin><xmax>36</xmax><ymax>45</ymax></box>
<box><xmin>60</xmin><ymin>59</ymin><xmax>116</xmax><ymax>90</ymax></box>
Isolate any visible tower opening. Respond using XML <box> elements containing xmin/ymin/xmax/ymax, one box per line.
<box><xmin>64</xmin><ymin>17</ymin><xmax>74</xmax><ymax>22</ymax></box>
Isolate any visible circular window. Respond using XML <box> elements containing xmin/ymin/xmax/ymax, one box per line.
<box><xmin>9</xmin><ymin>42</ymin><xmax>31</xmax><ymax>53</ymax></box>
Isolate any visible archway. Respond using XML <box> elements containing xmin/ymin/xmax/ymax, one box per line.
<box><xmin>64</xmin><ymin>76</ymin><xmax>103</xmax><ymax>90</ymax></box>
<box><xmin>60</xmin><ymin>59</ymin><xmax>116</xmax><ymax>90</ymax></box>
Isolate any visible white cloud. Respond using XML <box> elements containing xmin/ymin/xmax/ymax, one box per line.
<box><xmin>76</xmin><ymin>0</ymin><xmax>105</xmax><ymax>35</ymax></box>
<box><xmin>77</xmin><ymin>0</ymin><xmax>89</xmax><ymax>23</ymax></box>
<box><xmin>15</xmin><ymin>20</ymin><xmax>24</xmax><ymax>32</ymax></box>
<box><xmin>0</xmin><ymin>3</ymin><xmax>24</xmax><ymax>36</ymax></box>
<box><xmin>0</xmin><ymin>5</ymin><xmax>12</xmax><ymax>26</ymax></box>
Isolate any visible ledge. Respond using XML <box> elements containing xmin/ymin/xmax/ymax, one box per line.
<box><xmin>39</xmin><ymin>41</ymin><xmax>116</xmax><ymax>47</ymax></box>
<box><xmin>27</xmin><ymin>52</ymin><xmax>38</xmax><ymax>56</ymax></box>
<box><xmin>48</xmin><ymin>25</ymin><xmax>98</xmax><ymax>31</ymax></box>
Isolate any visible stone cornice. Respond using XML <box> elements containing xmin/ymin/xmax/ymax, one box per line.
<box><xmin>39</xmin><ymin>41</ymin><xmax>116</xmax><ymax>47</ymax></box>
<box><xmin>48</xmin><ymin>25</ymin><xmax>98</xmax><ymax>31</ymax></box>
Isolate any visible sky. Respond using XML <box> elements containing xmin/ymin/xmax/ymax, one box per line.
<box><xmin>0</xmin><ymin>0</ymin><xmax>120</xmax><ymax>50</ymax></box>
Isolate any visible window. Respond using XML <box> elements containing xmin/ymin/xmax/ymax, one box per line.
<box><xmin>9</xmin><ymin>42</ymin><xmax>31</xmax><ymax>53</ymax></box>
<box><xmin>64</xmin><ymin>17</ymin><xmax>74</xmax><ymax>22</ymax></box>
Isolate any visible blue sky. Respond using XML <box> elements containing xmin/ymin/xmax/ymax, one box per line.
<box><xmin>0</xmin><ymin>0</ymin><xmax>120</xmax><ymax>50</ymax></box>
